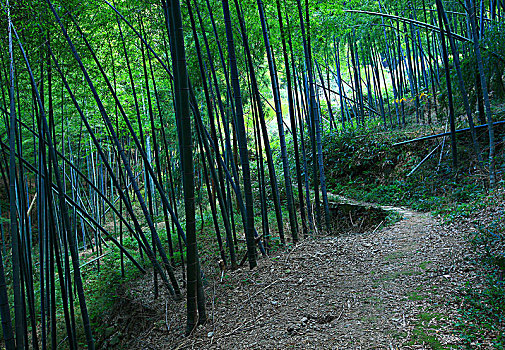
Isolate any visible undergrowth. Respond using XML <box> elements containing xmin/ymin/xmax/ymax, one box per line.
<box><xmin>322</xmin><ymin>122</ymin><xmax>505</xmax><ymax>348</ymax></box>
<box><xmin>456</xmin><ymin>273</ymin><xmax>505</xmax><ymax>348</ymax></box>
<box><xmin>322</xmin><ymin>125</ymin><xmax>497</xmax><ymax>212</ymax></box>
<box><xmin>455</xmin><ymin>205</ymin><xmax>505</xmax><ymax>349</ymax></box>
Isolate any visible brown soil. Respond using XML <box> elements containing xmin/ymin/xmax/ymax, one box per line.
<box><xmin>98</xmin><ymin>200</ymin><xmax>488</xmax><ymax>349</ymax></box>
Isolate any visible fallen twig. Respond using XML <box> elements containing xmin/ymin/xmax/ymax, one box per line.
<box><xmin>371</xmin><ymin>220</ymin><xmax>385</xmax><ymax>234</ymax></box>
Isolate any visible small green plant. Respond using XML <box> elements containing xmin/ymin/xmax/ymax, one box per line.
<box><xmin>407</xmin><ymin>312</ymin><xmax>453</xmax><ymax>349</ymax></box>
<box><xmin>455</xmin><ymin>272</ymin><xmax>505</xmax><ymax>348</ymax></box>
<box><xmin>384</xmin><ymin>251</ymin><xmax>406</xmax><ymax>261</ymax></box>
<box><xmin>408</xmin><ymin>292</ymin><xmax>426</xmax><ymax>301</ymax></box>
<box><xmin>444</xmin><ymin>193</ymin><xmax>505</xmax><ymax>348</ymax></box>
<box><xmin>419</xmin><ymin>261</ymin><xmax>432</xmax><ymax>270</ymax></box>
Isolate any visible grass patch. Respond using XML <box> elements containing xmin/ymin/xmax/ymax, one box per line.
<box><xmin>419</xmin><ymin>261</ymin><xmax>432</xmax><ymax>270</ymax></box>
<box><xmin>455</xmin><ymin>273</ymin><xmax>505</xmax><ymax>348</ymax></box>
<box><xmin>408</xmin><ymin>312</ymin><xmax>454</xmax><ymax>349</ymax></box>
<box><xmin>408</xmin><ymin>291</ymin><xmax>427</xmax><ymax>301</ymax></box>
<box><xmin>384</xmin><ymin>251</ymin><xmax>407</xmax><ymax>261</ymax></box>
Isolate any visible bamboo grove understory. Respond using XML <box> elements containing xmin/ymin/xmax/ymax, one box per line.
<box><xmin>0</xmin><ymin>0</ymin><xmax>503</xmax><ymax>347</ymax></box>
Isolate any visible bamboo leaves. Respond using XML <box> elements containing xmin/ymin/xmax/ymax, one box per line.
<box><xmin>0</xmin><ymin>0</ymin><xmax>502</xmax><ymax>346</ymax></box>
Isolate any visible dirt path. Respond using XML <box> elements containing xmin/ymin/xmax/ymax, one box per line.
<box><xmin>111</xmin><ymin>203</ymin><xmax>483</xmax><ymax>349</ymax></box>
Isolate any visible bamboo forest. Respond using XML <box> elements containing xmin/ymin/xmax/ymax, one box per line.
<box><xmin>0</xmin><ymin>0</ymin><xmax>504</xmax><ymax>348</ymax></box>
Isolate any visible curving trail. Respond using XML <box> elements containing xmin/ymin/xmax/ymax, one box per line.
<box><xmin>118</xmin><ymin>201</ymin><xmax>482</xmax><ymax>349</ymax></box>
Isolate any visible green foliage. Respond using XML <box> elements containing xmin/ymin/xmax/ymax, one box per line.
<box><xmin>407</xmin><ymin>312</ymin><xmax>454</xmax><ymax>349</ymax></box>
<box><xmin>83</xmin><ymin>242</ymin><xmax>147</xmax><ymax>325</ymax></box>
<box><xmin>322</xmin><ymin>122</ymin><xmax>505</xmax><ymax>346</ymax></box>
<box><xmin>459</xmin><ymin>22</ymin><xmax>505</xmax><ymax>109</ymax></box>
<box><xmin>455</xmin><ymin>209</ymin><xmax>505</xmax><ymax>349</ymax></box>
<box><xmin>455</xmin><ymin>274</ymin><xmax>505</xmax><ymax>348</ymax></box>
<box><xmin>2</xmin><ymin>0</ymin><xmax>504</xmax><ymax>346</ymax></box>
<box><xmin>323</xmin><ymin>129</ymin><xmax>400</xmax><ymax>183</ymax></box>
<box><xmin>321</xmin><ymin>122</ymin><xmax>499</xmax><ymax>213</ymax></box>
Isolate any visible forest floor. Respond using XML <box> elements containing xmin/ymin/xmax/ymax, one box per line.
<box><xmin>101</xmin><ymin>196</ymin><xmax>494</xmax><ymax>349</ymax></box>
